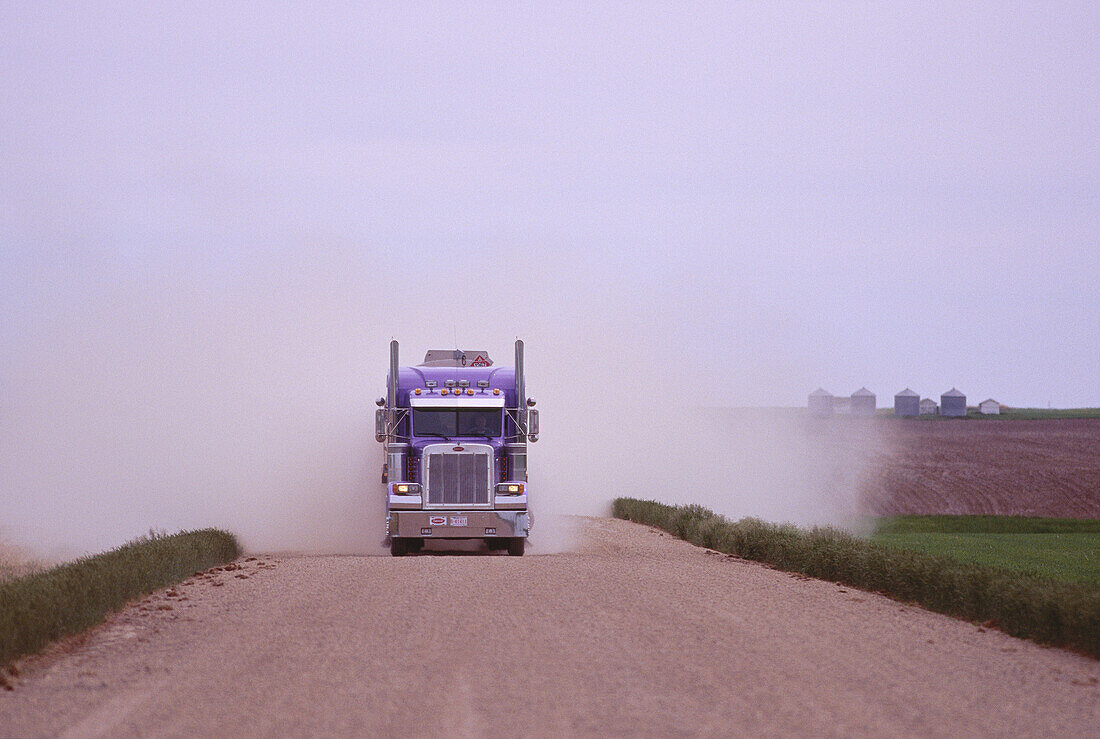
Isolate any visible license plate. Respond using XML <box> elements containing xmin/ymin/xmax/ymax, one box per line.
<box><xmin>449</xmin><ymin>516</ymin><xmax>468</xmax><ymax>527</ymax></box>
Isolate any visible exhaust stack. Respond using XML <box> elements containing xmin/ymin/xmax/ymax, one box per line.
<box><xmin>388</xmin><ymin>340</ymin><xmax>399</xmax><ymax>410</ymax></box>
<box><xmin>514</xmin><ymin>339</ymin><xmax>525</xmax><ymax>415</ymax></box>
<box><xmin>385</xmin><ymin>340</ymin><xmax>408</xmax><ymax>480</ymax></box>
<box><xmin>507</xmin><ymin>339</ymin><xmax>528</xmax><ymax>481</ymax></box>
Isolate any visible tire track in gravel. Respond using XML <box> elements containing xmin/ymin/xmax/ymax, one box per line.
<box><xmin>1</xmin><ymin>518</ymin><xmax>1096</xmax><ymax>737</ymax></box>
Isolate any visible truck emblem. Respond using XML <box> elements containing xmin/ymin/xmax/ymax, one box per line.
<box><xmin>429</xmin><ymin>516</ymin><xmax>446</xmax><ymax>526</ymax></box>
<box><xmin>471</xmin><ymin>354</ymin><xmax>489</xmax><ymax>366</ymax></box>
<box><xmin>453</xmin><ymin>446</ymin><xmax>464</xmax><ymax>451</ymax></box>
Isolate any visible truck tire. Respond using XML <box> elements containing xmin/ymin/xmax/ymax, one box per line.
<box><xmin>390</xmin><ymin>538</ymin><xmax>407</xmax><ymax>557</ymax></box>
<box><xmin>506</xmin><ymin>538</ymin><xmax>525</xmax><ymax>557</ymax></box>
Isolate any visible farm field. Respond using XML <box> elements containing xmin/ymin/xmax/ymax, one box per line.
<box><xmin>872</xmin><ymin>516</ymin><xmax>1100</xmax><ymax>586</ymax></box>
<box><xmin>965</xmin><ymin>408</ymin><xmax>1100</xmax><ymax>420</ymax></box>
<box><xmin>860</xmin><ymin>418</ymin><xmax>1100</xmax><ymax>519</ymax></box>
<box><xmin>876</xmin><ymin>408</ymin><xmax>1100</xmax><ymax>420</ymax></box>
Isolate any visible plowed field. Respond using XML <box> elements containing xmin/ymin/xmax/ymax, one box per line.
<box><xmin>862</xmin><ymin>418</ymin><xmax>1100</xmax><ymax>518</ymax></box>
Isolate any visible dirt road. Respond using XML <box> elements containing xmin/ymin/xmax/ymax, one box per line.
<box><xmin>2</xmin><ymin>517</ymin><xmax>1097</xmax><ymax>737</ymax></box>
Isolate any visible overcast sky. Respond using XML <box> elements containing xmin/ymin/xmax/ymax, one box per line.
<box><xmin>2</xmin><ymin>2</ymin><xmax>1098</xmax><ymax>553</ymax></box>
<box><xmin>3</xmin><ymin>2</ymin><xmax>1097</xmax><ymax>405</ymax></box>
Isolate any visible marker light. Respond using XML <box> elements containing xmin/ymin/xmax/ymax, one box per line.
<box><xmin>458</xmin><ymin>380</ymin><xmax>470</xmax><ymax>387</ymax></box>
<box><xmin>441</xmin><ymin>388</ymin><xmax>449</xmax><ymax>395</ymax></box>
<box><xmin>493</xmin><ymin>389</ymin><xmax>501</xmax><ymax>395</ymax></box>
<box><xmin>444</xmin><ymin>380</ymin><xmax>456</xmax><ymax>387</ymax></box>
<box><xmin>466</xmin><ymin>388</ymin><xmax>474</xmax><ymax>395</ymax></box>
<box><xmin>425</xmin><ymin>380</ymin><xmax>438</xmax><ymax>388</ymax></box>
<box><xmin>414</xmin><ymin>388</ymin><xmax>422</xmax><ymax>395</ymax></box>
<box><xmin>477</xmin><ymin>380</ymin><xmax>489</xmax><ymax>388</ymax></box>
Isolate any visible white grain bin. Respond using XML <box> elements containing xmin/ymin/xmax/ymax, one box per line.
<box><xmin>808</xmin><ymin>388</ymin><xmax>834</xmax><ymax>417</ymax></box>
<box><xmin>894</xmin><ymin>388</ymin><xmax>920</xmax><ymax>417</ymax></box>
<box><xmin>941</xmin><ymin>388</ymin><xmax>967</xmax><ymax>417</ymax></box>
<box><xmin>851</xmin><ymin>387</ymin><xmax>876</xmax><ymax>417</ymax></box>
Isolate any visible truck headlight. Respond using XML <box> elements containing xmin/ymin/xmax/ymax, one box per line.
<box><xmin>392</xmin><ymin>483</ymin><xmax>421</xmax><ymax>495</ymax></box>
<box><xmin>495</xmin><ymin>483</ymin><xmax>524</xmax><ymax>495</ymax></box>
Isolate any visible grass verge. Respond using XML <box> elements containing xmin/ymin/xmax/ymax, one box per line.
<box><xmin>874</xmin><ymin>515</ymin><xmax>1100</xmax><ymax>535</ymax></box>
<box><xmin>613</xmin><ymin>498</ymin><xmax>1100</xmax><ymax>658</ymax></box>
<box><xmin>873</xmin><ymin>516</ymin><xmax>1100</xmax><ymax>586</ymax></box>
<box><xmin>0</xmin><ymin>529</ymin><xmax>240</xmax><ymax>668</ymax></box>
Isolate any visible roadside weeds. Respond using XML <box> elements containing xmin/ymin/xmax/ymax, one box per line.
<box><xmin>613</xmin><ymin>498</ymin><xmax>1100</xmax><ymax>659</ymax></box>
<box><xmin>0</xmin><ymin>529</ymin><xmax>241</xmax><ymax>671</ymax></box>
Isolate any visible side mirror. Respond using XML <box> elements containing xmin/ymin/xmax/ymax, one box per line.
<box><xmin>527</xmin><ymin>408</ymin><xmax>539</xmax><ymax>441</ymax></box>
<box><xmin>526</xmin><ymin>397</ymin><xmax>536</xmax><ymax>407</ymax></box>
<box><xmin>375</xmin><ymin>408</ymin><xmax>386</xmax><ymax>442</ymax></box>
<box><xmin>375</xmin><ymin>397</ymin><xmax>386</xmax><ymax>407</ymax></box>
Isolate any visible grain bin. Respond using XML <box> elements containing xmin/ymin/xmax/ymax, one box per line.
<box><xmin>808</xmin><ymin>388</ymin><xmax>834</xmax><ymax>417</ymax></box>
<box><xmin>941</xmin><ymin>388</ymin><xmax>966</xmax><ymax>417</ymax></box>
<box><xmin>894</xmin><ymin>388</ymin><xmax>920</xmax><ymax>417</ymax></box>
<box><xmin>851</xmin><ymin>387</ymin><xmax>876</xmax><ymax>417</ymax></box>
<box><xmin>919</xmin><ymin>398</ymin><xmax>938</xmax><ymax>415</ymax></box>
<box><xmin>979</xmin><ymin>398</ymin><xmax>1001</xmax><ymax>415</ymax></box>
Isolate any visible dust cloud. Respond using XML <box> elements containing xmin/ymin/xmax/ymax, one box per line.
<box><xmin>4</xmin><ymin>5</ymin><xmax>1093</xmax><ymax>561</ymax></box>
<box><xmin>0</xmin><ymin>248</ymin><xmax>890</xmax><ymax>560</ymax></box>
<box><xmin>534</xmin><ymin>380</ymin><xmax>890</xmax><ymax>548</ymax></box>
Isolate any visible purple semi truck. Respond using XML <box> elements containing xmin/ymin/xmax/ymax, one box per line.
<box><xmin>375</xmin><ymin>340</ymin><xmax>538</xmax><ymax>556</ymax></box>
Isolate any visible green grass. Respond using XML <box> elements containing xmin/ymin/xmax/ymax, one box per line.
<box><xmin>0</xmin><ymin>529</ymin><xmax>240</xmax><ymax>668</ymax></box>
<box><xmin>613</xmin><ymin>498</ymin><xmax>1100</xmax><ymax>658</ymax></box>
<box><xmin>872</xmin><ymin>515</ymin><xmax>1100</xmax><ymax>586</ymax></box>
<box><xmin>875</xmin><ymin>515</ymin><xmax>1100</xmax><ymax>535</ymax></box>
<box><xmin>874</xmin><ymin>533</ymin><xmax>1100</xmax><ymax>585</ymax></box>
<box><xmin>967</xmin><ymin>408</ymin><xmax>1100</xmax><ymax>420</ymax></box>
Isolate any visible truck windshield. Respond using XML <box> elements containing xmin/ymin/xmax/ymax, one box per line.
<box><xmin>412</xmin><ymin>408</ymin><xmax>502</xmax><ymax>438</ymax></box>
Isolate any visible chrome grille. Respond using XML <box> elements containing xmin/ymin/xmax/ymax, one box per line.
<box><xmin>425</xmin><ymin>452</ymin><xmax>490</xmax><ymax>507</ymax></box>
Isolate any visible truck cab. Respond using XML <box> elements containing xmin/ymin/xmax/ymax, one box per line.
<box><xmin>376</xmin><ymin>340</ymin><xmax>538</xmax><ymax>556</ymax></box>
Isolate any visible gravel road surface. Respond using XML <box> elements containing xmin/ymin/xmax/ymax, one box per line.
<box><xmin>1</xmin><ymin>517</ymin><xmax>1097</xmax><ymax>737</ymax></box>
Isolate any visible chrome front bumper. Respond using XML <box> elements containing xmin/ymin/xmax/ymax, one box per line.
<box><xmin>387</xmin><ymin>510</ymin><xmax>530</xmax><ymax>539</ymax></box>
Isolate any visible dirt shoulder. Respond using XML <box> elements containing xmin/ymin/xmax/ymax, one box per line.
<box><xmin>1</xmin><ymin>517</ymin><xmax>1096</xmax><ymax>736</ymax></box>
